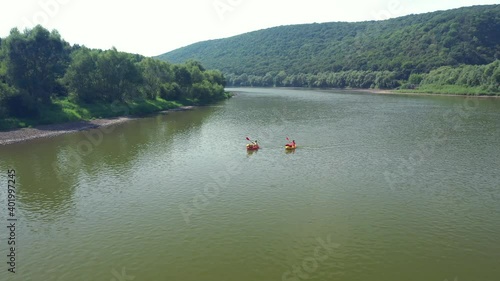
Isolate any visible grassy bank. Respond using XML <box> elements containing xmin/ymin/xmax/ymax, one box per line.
<box><xmin>395</xmin><ymin>85</ymin><xmax>500</xmax><ymax>96</ymax></box>
<box><xmin>0</xmin><ymin>97</ymin><xmax>190</xmax><ymax>131</ymax></box>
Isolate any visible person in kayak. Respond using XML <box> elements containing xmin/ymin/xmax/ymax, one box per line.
<box><xmin>285</xmin><ymin>140</ymin><xmax>295</xmax><ymax>147</ymax></box>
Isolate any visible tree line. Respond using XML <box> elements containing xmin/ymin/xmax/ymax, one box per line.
<box><xmin>224</xmin><ymin>60</ymin><xmax>500</xmax><ymax>93</ymax></box>
<box><xmin>0</xmin><ymin>25</ymin><xmax>227</xmax><ymax>121</ymax></box>
<box><xmin>224</xmin><ymin>70</ymin><xmax>401</xmax><ymax>89</ymax></box>
<box><xmin>416</xmin><ymin>60</ymin><xmax>500</xmax><ymax>92</ymax></box>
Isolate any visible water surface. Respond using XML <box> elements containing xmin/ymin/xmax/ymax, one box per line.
<box><xmin>1</xmin><ymin>88</ymin><xmax>499</xmax><ymax>281</ymax></box>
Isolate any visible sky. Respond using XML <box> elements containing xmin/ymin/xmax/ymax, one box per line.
<box><xmin>0</xmin><ymin>0</ymin><xmax>498</xmax><ymax>57</ymax></box>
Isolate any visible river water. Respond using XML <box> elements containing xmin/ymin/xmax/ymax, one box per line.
<box><xmin>0</xmin><ymin>88</ymin><xmax>499</xmax><ymax>281</ymax></box>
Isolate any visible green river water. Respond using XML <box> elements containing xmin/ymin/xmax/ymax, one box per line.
<box><xmin>0</xmin><ymin>88</ymin><xmax>499</xmax><ymax>281</ymax></box>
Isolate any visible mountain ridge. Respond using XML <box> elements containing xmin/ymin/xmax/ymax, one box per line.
<box><xmin>157</xmin><ymin>4</ymin><xmax>500</xmax><ymax>80</ymax></box>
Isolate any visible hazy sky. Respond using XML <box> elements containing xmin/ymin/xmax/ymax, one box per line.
<box><xmin>0</xmin><ymin>0</ymin><xmax>498</xmax><ymax>57</ymax></box>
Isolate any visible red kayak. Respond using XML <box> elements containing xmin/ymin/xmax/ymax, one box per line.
<box><xmin>246</xmin><ymin>144</ymin><xmax>260</xmax><ymax>150</ymax></box>
<box><xmin>285</xmin><ymin>140</ymin><xmax>296</xmax><ymax>150</ymax></box>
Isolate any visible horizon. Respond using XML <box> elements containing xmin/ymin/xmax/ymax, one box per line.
<box><xmin>0</xmin><ymin>0</ymin><xmax>498</xmax><ymax>57</ymax></box>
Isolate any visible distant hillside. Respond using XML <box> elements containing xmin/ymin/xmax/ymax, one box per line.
<box><xmin>157</xmin><ymin>5</ymin><xmax>500</xmax><ymax>92</ymax></box>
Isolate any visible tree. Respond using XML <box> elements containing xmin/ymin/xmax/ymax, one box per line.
<box><xmin>4</xmin><ymin>26</ymin><xmax>69</xmax><ymax>104</ymax></box>
<box><xmin>204</xmin><ymin>70</ymin><xmax>226</xmax><ymax>87</ymax></box>
<box><xmin>262</xmin><ymin>72</ymin><xmax>274</xmax><ymax>86</ymax></box>
<box><xmin>274</xmin><ymin>70</ymin><xmax>287</xmax><ymax>87</ymax></box>
<box><xmin>63</xmin><ymin>47</ymin><xmax>100</xmax><ymax>102</ymax></box>
<box><xmin>408</xmin><ymin>73</ymin><xmax>423</xmax><ymax>85</ymax></box>
<box><xmin>138</xmin><ymin>57</ymin><xmax>174</xmax><ymax>99</ymax></box>
<box><xmin>95</xmin><ymin>48</ymin><xmax>142</xmax><ymax>102</ymax></box>
<box><xmin>173</xmin><ymin>65</ymin><xmax>192</xmax><ymax>88</ymax></box>
<box><xmin>160</xmin><ymin>82</ymin><xmax>182</xmax><ymax>100</ymax></box>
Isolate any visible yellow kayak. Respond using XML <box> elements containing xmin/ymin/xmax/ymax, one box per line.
<box><xmin>285</xmin><ymin>145</ymin><xmax>297</xmax><ymax>150</ymax></box>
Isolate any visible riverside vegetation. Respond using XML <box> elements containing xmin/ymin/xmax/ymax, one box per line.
<box><xmin>158</xmin><ymin>5</ymin><xmax>500</xmax><ymax>95</ymax></box>
<box><xmin>0</xmin><ymin>26</ymin><xmax>229</xmax><ymax>131</ymax></box>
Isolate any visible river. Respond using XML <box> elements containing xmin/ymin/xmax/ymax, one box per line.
<box><xmin>0</xmin><ymin>88</ymin><xmax>499</xmax><ymax>281</ymax></box>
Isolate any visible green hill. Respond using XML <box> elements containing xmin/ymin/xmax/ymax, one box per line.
<box><xmin>157</xmin><ymin>5</ymin><xmax>500</xmax><ymax>93</ymax></box>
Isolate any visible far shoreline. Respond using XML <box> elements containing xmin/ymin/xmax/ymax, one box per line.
<box><xmin>0</xmin><ymin>106</ymin><xmax>195</xmax><ymax>146</ymax></box>
<box><xmin>227</xmin><ymin>86</ymin><xmax>500</xmax><ymax>98</ymax></box>
<box><xmin>356</xmin><ymin>88</ymin><xmax>500</xmax><ymax>98</ymax></box>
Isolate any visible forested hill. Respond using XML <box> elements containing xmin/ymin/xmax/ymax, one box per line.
<box><xmin>157</xmin><ymin>5</ymin><xmax>500</xmax><ymax>91</ymax></box>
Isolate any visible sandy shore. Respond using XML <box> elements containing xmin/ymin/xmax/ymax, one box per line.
<box><xmin>0</xmin><ymin>106</ymin><xmax>195</xmax><ymax>146</ymax></box>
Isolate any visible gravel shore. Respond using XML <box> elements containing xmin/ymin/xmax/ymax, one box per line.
<box><xmin>0</xmin><ymin>106</ymin><xmax>195</xmax><ymax>145</ymax></box>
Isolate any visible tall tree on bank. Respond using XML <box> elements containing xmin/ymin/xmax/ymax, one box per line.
<box><xmin>4</xmin><ymin>25</ymin><xmax>69</xmax><ymax>104</ymax></box>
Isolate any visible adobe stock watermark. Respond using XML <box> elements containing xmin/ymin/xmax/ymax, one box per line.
<box><xmin>21</xmin><ymin>0</ymin><xmax>71</xmax><ymax>28</ymax></box>
<box><xmin>371</xmin><ymin>0</ymin><xmax>405</xmax><ymax>21</ymax></box>
<box><xmin>110</xmin><ymin>267</ymin><xmax>135</xmax><ymax>281</ymax></box>
<box><xmin>281</xmin><ymin>235</ymin><xmax>341</xmax><ymax>281</ymax></box>
<box><xmin>384</xmin><ymin>97</ymin><xmax>479</xmax><ymax>190</ymax></box>
<box><xmin>213</xmin><ymin>0</ymin><xmax>244</xmax><ymax>21</ymax></box>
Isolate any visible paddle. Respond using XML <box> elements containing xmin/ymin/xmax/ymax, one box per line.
<box><xmin>246</xmin><ymin>137</ymin><xmax>259</xmax><ymax>148</ymax></box>
<box><xmin>246</xmin><ymin>137</ymin><xmax>256</xmax><ymax>147</ymax></box>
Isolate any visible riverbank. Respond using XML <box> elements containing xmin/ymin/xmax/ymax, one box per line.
<box><xmin>354</xmin><ymin>88</ymin><xmax>500</xmax><ymax>97</ymax></box>
<box><xmin>228</xmin><ymin>87</ymin><xmax>499</xmax><ymax>97</ymax></box>
<box><xmin>0</xmin><ymin>106</ymin><xmax>195</xmax><ymax>145</ymax></box>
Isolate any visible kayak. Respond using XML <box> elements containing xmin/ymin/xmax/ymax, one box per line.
<box><xmin>285</xmin><ymin>145</ymin><xmax>297</xmax><ymax>150</ymax></box>
<box><xmin>246</xmin><ymin>144</ymin><xmax>260</xmax><ymax>150</ymax></box>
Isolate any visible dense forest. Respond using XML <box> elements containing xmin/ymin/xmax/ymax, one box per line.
<box><xmin>158</xmin><ymin>5</ymin><xmax>500</xmax><ymax>93</ymax></box>
<box><xmin>0</xmin><ymin>26</ymin><xmax>228</xmax><ymax>130</ymax></box>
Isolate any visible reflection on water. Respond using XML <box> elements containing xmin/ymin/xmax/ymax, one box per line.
<box><xmin>0</xmin><ymin>107</ymin><xmax>217</xmax><ymax>223</ymax></box>
<box><xmin>246</xmin><ymin>149</ymin><xmax>258</xmax><ymax>156</ymax></box>
<box><xmin>0</xmin><ymin>142</ymin><xmax>77</xmax><ymax>222</ymax></box>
